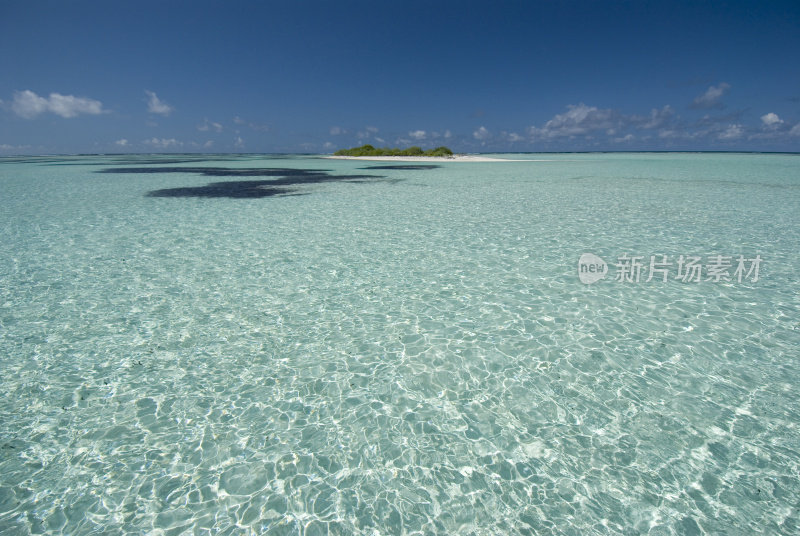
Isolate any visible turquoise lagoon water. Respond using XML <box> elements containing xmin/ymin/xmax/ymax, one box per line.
<box><xmin>0</xmin><ymin>153</ymin><xmax>798</xmax><ymax>535</ymax></box>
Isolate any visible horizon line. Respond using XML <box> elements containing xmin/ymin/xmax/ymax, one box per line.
<box><xmin>2</xmin><ymin>150</ymin><xmax>800</xmax><ymax>158</ymax></box>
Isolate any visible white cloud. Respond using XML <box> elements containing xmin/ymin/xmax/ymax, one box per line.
<box><xmin>234</xmin><ymin>136</ymin><xmax>245</xmax><ymax>149</ymax></box>
<box><xmin>638</xmin><ymin>105</ymin><xmax>674</xmax><ymax>129</ymax></box>
<box><xmin>145</xmin><ymin>90</ymin><xmax>173</xmax><ymax>116</ymax></box>
<box><xmin>323</xmin><ymin>141</ymin><xmax>335</xmax><ymax>150</ymax></box>
<box><xmin>507</xmin><ymin>132</ymin><xmax>523</xmax><ymax>142</ymax></box>
<box><xmin>790</xmin><ymin>124</ymin><xmax>800</xmax><ymax>136</ymax></box>
<box><xmin>357</xmin><ymin>126</ymin><xmax>379</xmax><ymax>139</ymax></box>
<box><xmin>718</xmin><ymin>124</ymin><xmax>743</xmax><ymax>140</ymax></box>
<box><xmin>614</xmin><ymin>134</ymin><xmax>635</xmax><ymax>143</ymax></box>
<box><xmin>691</xmin><ymin>83</ymin><xmax>730</xmax><ymax>109</ymax></box>
<box><xmin>197</xmin><ymin>118</ymin><xmax>222</xmax><ymax>132</ymax></box>
<box><xmin>329</xmin><ymin>126</ymin><xmax>344</xmax><ymax>135</ymax></box>
<box><xmin>11</xmin><ymin>90</ymin><xmax>105</xmax><ymax>119</ymax></box>
<box><xmin>409</xmin><ymin>130</ymin><xmax>427</xmax><ymax>140</ymax></box>
<box><xmin>48</xmin><ymin>94</ymin><xmax>104</xmax><ymax>118</ymax></box>
<box><xmin>203</xmin><ymin>140</ymin><xmax>214</xmax><ymax>148</ymax></box>
<box><xmin>13</xmin><ymin>92</ymin><xmax>49</xmax><ymax>119</ymax></box>
<box><xmin>356</xmin><ymin>127</ymin><xmax>379</xmax><ymax>140</ymax></box>
<box><xmin>760</xmin><ymin>112</ymin><xmax>783</xmax><ymax>128</ymax></box>
<box><xmin>230</xmin><ymin>115</ymin><xmax>267</xmax><ymax>132</ymax></box>
<box><xmin>528</xmin><ymin>104</ymin><xmax>617</xmax><ymax>139</ymax></box>
<box><xmin>115</xmin><ymin>139</ymin><xmax>128</xmax><ymax>147</ymax></box>
<box><xmin>0</xmin><ymin>143</ymin><xmax>31</xmax><ymax>152</ymax></box>
<box><xmin>375</xmin><ymin>137</ymin><xmax>385</xmax><ymax>144</ymax></box>
<box><xmin>144</xmin><ymin>137</ymin><xmax>181</xmax><ymax>148</ymax></box>
<box><xmin>473</xmin><ymin>126</ymin><xmax>490</xmax><ymax>140</ymax></box>
<box><xmin>444</xmin><ymin>130</ymin><xmax>452</xmax><ymax>139</ymax></box>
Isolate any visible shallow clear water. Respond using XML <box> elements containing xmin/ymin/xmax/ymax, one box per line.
<box><xmin>0</xmin><ymin>153</ymin><xmax>798</xmax><ymax>534</ymax></box>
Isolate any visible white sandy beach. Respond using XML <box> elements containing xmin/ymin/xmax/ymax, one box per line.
<box><xmin>325</xmin><ymin>155</ymin><xmax>521</xmax><ymax>162</ymax></box>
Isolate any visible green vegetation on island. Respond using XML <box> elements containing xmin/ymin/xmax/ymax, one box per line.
<box><xmin>334</xmin><ymin>144</ymin><xmax>454</xmax><ymax>157</ymax></box>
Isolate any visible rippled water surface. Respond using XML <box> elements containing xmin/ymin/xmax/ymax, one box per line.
<box><xmin>1</xmin><ymin>153</ymin><xmax>798</xmax><ymax>534</ymax></box>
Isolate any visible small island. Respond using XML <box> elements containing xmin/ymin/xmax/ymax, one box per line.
<box><xmin>327</xmin><ymin>144</ymin><xmax>516</xmax><ymax>162</ymax></box>
<box><xmin>334</xmin><ymin>144</ymin><xmax>454</xmax><ymax>157</ymax></box>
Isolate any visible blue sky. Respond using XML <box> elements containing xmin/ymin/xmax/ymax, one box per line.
<box><xmin>1</xmin><ymin>0</ymin><xmax>799</xmax><ymax>154</ymax></box>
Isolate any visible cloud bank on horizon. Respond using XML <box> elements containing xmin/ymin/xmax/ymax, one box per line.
<box><xmin>1</xmin><ymin>1</ymin><xmax>798</xmax><ymax>154</ymax></box>
<box><xmin>2</xmin><ymin>80</ymin><xmax>798</xmax><ymax>154</ymax></box>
